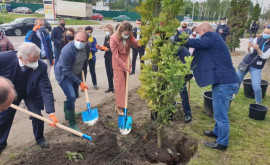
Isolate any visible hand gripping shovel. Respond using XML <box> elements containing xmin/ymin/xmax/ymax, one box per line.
<box><xmin>118</xmin><ymin>54</ymin><xmax>132</xmax><ymax>135</ymax></box>
<box><xmin>10</xmin><ymin>104</ymin><xmax>92</xmax><ymax>141</ymax></box>
<box><xmin>81</xmin><ymin>71</ymin><xmax>99</xmax><ymax>126</ymax></box>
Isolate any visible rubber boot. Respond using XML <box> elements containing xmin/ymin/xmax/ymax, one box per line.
<box><xmin>66</xmin><ymin>109</ymin><xmax>81</xmax><ymax>132</ymax></box>
<box><xmin>64</xmin><ymin>101</ymin><xmax>68</xmax><ymax>120</ymax></box>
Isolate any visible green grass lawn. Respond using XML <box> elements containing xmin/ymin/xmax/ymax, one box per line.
<box><xmin>0</xmin><ymin>13</ymin><xmax>99</xmax><ymax>25</ymax></box>
<box><xmin>184</xmin><ymin>80</ymin><xmax>270</xmax><ymax>164</ymax></box>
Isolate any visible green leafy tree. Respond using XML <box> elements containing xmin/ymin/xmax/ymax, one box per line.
<box><xmin>136</xmin><ymin>0</ymin><xmax>193</xmax><ymax>149</ymax></box>
<box><xmin>226</xmin><ymin>0</ymin><xmax>250</xmax><ymax>51</ymax></box>
<box><xmin>247</xmin><ymin>3</ymin><xmax>261</xmax><ymax>30</ymax></box>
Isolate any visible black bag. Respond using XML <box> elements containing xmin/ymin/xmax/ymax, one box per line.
<box><xmin>238</xmin><ymin>55</ymin><xmax>259</xmax><ymax>72</ymax></box>
<box><xmin>238</xmin><ymin>61</ymin><xmax>249</xmax><ymax>72</ymax></box>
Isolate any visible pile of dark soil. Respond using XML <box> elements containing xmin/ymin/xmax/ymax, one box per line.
<box><xmin>6</xmin><ymin>89</ymin><xmax>198</xmax><ymax>165</ymax></box>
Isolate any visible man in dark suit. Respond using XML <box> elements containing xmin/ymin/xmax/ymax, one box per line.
<box><xmin>216</xmin><ymin>18</ymin><xmax>230</xmax><ymax>41</ymax></box>
<box><xmin>0</xmin><ymin>42</ymin><xmax>59</xmax><ymax>154</ymax></box>
<box><xmin>186</xmin><ymin>22</ymin><xmax>239</xmax><ymax>151</ymax></box>
<box><xmin>130</xmin><ymin>19</ymin><xmax>145</xmax><ymax>75</ymax></box>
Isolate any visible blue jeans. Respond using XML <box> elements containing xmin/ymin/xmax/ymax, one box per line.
<box><xmin>60</xmin><ymin>77</ymin><xmax>79</xmax><ymax>110</ymax></box>
<box><xmin>237</xmin><ymin>67</ymin><xmax>262</xmax><ymax>103</ymax></box>
<box><xmin>180</xmin><ymin>83</ymin><xmax>191</xmax><ymax>116</ymax></box>
<box><xmin>212</xmin><ymin>83</ymin><xmax>239</xmax><ymax>146</ymax></box>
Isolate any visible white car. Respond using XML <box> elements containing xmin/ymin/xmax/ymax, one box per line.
<box><xmin>35</xmin><ymin>8</ymin><xmax>44</xmax><ymax>14</ymax></box>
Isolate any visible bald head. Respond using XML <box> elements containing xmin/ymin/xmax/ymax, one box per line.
<box><xmin>196</xmin><ymin>22</ymin><xmax>213</xmax><ymax>37</ymax></box>
<box><xmin>0</xmin><ymin>77</ymin><xmax>16</xmax><ymax>113</ymax></box>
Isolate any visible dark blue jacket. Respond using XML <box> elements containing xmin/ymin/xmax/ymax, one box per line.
<box><xmin>243</xmin><ymin>36</ymin><xmax>270</xmax><ymax>69</ymax></box>
<box><xmin>0</xmin><ymin>51</ymin><xmax>55</xmax><ymax>113</ymax></box>
<box><xmin>51</xmin><ymin>26</ymin><xmax>66</xmax><ymax>49</ymax></box>
<box><xmin>186</xmin><ymin>31</ymin><xmax>239</xmax><ymax>87</ymax></box>
<box><xmin>25</xmin><ymin>30</ymin><xmax>54</xmax><ymax>65</ymax></box>
<box><xmin>216</xmin><ymin>24</ymin><xmax>230</xmax><ymax>41</ymax></box>
<box><xmin>55</xmin><ymin>41</ymin><xmax>91</xmax><ymax>86</ymax></box>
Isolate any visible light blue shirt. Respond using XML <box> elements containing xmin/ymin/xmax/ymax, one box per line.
<box><xmin>36</xmin><ymin>30</ymin><xmax>46</xmax><ymax>58</ymax></box>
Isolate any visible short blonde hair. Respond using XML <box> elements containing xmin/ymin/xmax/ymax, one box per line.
<box><xmin>104</xmin><ymin>24</ymin><xmax>114</xmax><ymax>35</ymax></box>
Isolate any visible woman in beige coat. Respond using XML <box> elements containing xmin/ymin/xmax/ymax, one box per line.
<box><xmin>110</xmin><ymin>21</ymin><xmax>138</xmax><ymax>115</ymax></box>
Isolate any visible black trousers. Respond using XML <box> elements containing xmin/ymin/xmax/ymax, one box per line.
<box><xmin>87</xmin><ymin>59</ymin><xmax>97</xmax><ymax>86</ymax></box>
<box><xmin>0</xmin><ymin>97</ymin><xmax>45</xmax><ymax>148</ymax></box>
<box><xmin>105</xmin><ymin>58</ymin><xmax>114</xmax><ymax>89</ymax></box>
<box><xmin>132</xmin><ymin>46</ymin><xmax>145</xmax><ymax>72</ymax></box>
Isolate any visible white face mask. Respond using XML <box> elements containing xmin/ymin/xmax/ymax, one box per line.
<box><xmin>105</xmin><ymin>31</ymin><xmax>110</xmax><ymax>36</ymax></box>
<box><xmin>121</xmin><ymin>34</ymin><xmax>130</xmax><ymax>40</ymax></box>
<box><xmin>221</xmin><ymin>23</ymin><xmax>225</xmax><ymax>25</ymax></box>
<box><xmin>192</xmin><ymin>31</ymin><xmax>197</xmax><ymax>35</ymax></box>
<box><xmin>74</xmin><ymin>40</ymin><xmax>85</xmax><ymax>49</ymax></box>
<box><xmin>26</xmin><ymin>61</ymin><xmax>39</xmax><ymax>69</ymax></box>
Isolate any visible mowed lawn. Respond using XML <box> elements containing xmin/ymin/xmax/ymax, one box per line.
<box><xmin>184</xmin><ymin>78</ymin><xmax>270</xmax><ymax>165</ymax></box>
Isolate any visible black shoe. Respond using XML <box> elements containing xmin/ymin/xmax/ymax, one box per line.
<box><xmin>204</xmin><ymin>130</ymin><xmax>218</xmax><ymax>138</ymax></box>
<box><xmin>105</xmin><ymin>89</ymin><xmax>111</xmax><ymax>93</ymax></box>
<box><xmin>37</xmin><ymin>140</ymin><xmax>50</xmax><ymax>148</ymax></box>
<box><xmin>0</xmin><ymin>145</ymin><xmax>7</xmax><ymax>155</ymax></box>
<box><xmin>111</xmin><ymin>89</ymin><xmax>114</xmax><ymax>93</ymax></box>
<box><xmin>130</xmin><ymin>71</ymin><xmax>135</xmax><ymax>75</ymax></box>
<box><xmin>205</xmin><ymin>141</ymin><xmax>227</xmax><ymax>151</ymax></box>
<box><xmin>94</xmin><ymin>85</ymin><xmax>99</xmax><ymax>90</ymax></box>
<box><xmin>184</xmin><ymin>115</ymin><xmax>192</xmax><ymax>123</ymax></box>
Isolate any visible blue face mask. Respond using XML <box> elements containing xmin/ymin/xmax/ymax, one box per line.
<box><xmin>39</xmin><ymin>27</ymin><xmax>45</xmax><ymax>32</ymax></box>
<box><xmin>105</xmin><ymin>31</ymin><xmax>110</xmax><ymax>36</ymax></box>
<box><xmin>74</xmin><ymin>40</ymin><xmax>85</xmax><ymax>49</ymax></box>
<box><xmin>196</xmin><ymin>34</ymin><xmax>200</xmax><ymax>39</ymax></box>
<box><xmin>262</xmin><ymin>33</ymin><xmax>270</xmax><ymax>39</ymax></box>
<box><xmin>88</xmin><ymin>33</ymin><xmax>92</xmax><ymax>37</ymax></box>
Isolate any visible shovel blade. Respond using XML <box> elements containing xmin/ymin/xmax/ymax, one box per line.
<box><xmin>118</xmin><ymin>116</ymin><xmax>132</xmax><ymax>131</ymax></box>
<box><xmin>82</xmin><ymin>108</ymin><xmax>99</xmax><ymax>126</ymax></box>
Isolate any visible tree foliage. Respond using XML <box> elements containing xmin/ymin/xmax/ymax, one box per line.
<box><xmin>108</xmin><ymin>0</ymin><xmax>141</xmax><ymax>11</ymax></box>
<box><xmin>226</xmin><ymin>0</ymin><xmax>250</xmax><ymax>51</ymax></box>
<box><xmin>136</xmin><ymin>0</ymin><xmax>193</xmax><ymax>149</ymax></box>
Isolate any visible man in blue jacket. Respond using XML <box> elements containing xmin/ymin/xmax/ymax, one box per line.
<box><xmin>186</xmin><ymin>22</ymin><xmax>239</xmax><ymax>151</ymax></box>
<box><xmin>25</xmin><ymin>18</ymin><xmax>54</xmax><ymax>76</ymax></box>
<box><xmin>55</xmin><ymin>30</ymin><xmax>90</xmax><ymax>132</ymax></box>
<box><xmin>0</xmin><ymin>43</ymin><xmax>59</xmax><ymax>154</ymax></box>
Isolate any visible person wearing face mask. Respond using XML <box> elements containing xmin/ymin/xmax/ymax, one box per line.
<box><xmin>0</xmin><ymin>42</ymin><xmax>59</xmax><ymax>153</ymax></box>
<box><xmin>25</xmin><ymin>18</ymin><xmax>54</xmax><ymax>76</ymax></box>
<box><xmin>186</xmin><ymin>22</ymin><xmax>239</xmax><ymax>151</ymax></box>
<box><xmin>110</xmin><ymin>21</ymin><xmax>138</xmax><ymax>115</ymax></box>
<box><xmin>216</xmin><ymin>18</ymin><xmax>230</xmax><ymax>41</ymax></box>
<box><xmin>84</xmin><ymin>26</ymin><xmax>99</xmax><ymax>90</ymax></box>
<box><xmin>174</xmin><ymin>22</ymin><xmax>192</xmax><ymax>44</ymax></box>
<box><xmin>96</xmin><ymin>24</ymin><xmax>115</xmax><ymax>93</ymax></box>
<box><xmin>130</xmin><ymin>19</ymin><xmax>145</xmax><ymax>75</ymax></box>
<box><xmin>237</xmin><ymin>25</ymin><xmax>270</xmax><ymax>104</ymax></box>
<box><xmin>188</xmin><ymin>27</ymin><xmax>197</xmax><ymax>55</ymax></box>
<box><xmin>55</xmin><ymin>30</ymin><xmax>90</xmax><ymax>132</ymax></box>
<box><xmin>51</xmin><ymin>19</ymin><xmax>66</xmax><ymax>67</ymax></box>
<box><xmin>60</xmin><ymin>28</ymin><xmax>75</xmax><ymax>52</ymax></box>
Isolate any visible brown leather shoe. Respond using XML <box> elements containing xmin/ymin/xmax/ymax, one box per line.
<box><xmin>115</xmin><ymin>106</ymin><xmax>124</xmax><ymax>116</ymax></box>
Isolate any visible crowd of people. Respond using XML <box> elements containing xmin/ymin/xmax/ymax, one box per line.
<box><xmin>0</xmin><ymin>17</ymin><xmax>269</xmax><ymax>155</ymax></box>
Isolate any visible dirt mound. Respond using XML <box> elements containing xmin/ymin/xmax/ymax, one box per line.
<box><xmin>6</xmin><ymin>89</ymin><xmax>198</xmax><ymax>165</ymax></box>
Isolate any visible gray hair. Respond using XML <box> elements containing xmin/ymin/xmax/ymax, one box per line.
<box><xmin>17</xmin><ymin>42</ymin><xmax>41</xmax><ymax>59</ymax></box>
<box><xmin>34</xmin><ymin>18</ymin><xmax>44</xmax><ymax>25</ymax></box>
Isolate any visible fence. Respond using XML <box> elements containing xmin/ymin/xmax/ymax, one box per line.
<box><xmin>9</xmin><ymin>2</ymin><xmax>43</xmax><ymax>12</ymax></box>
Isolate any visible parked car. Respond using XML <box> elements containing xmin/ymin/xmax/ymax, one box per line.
<box><xmin>0</xmin><ymin>3</ymin><xmax>12</xmax><ymax>12</ymax></box>
<box><xmin>113</xmin><ymin>15</ymin><xmax>131</xmax><ymax>22</ymax></box>
<box><xmin>182</xmin><ymin>18</ymin><xmax>193</xmax><ymax>27</ymax></box>
<box><xmin>91</xmin><ymin>13</ymin><xmax>103</xmax><ymax>21</ymax></box>
<box><xmin>0</xmin><ymin>17</ymin><xmax>52</xmax><ymax>36</ymax></box>
<box><xmin>35</xmin><ymin>8</ymin><xmax>44</xmax><ymax>14</ymax></box>
<box><xmin>12</xmin><ymin>7</ymin><xmax>32</xmax><ymax>14</ymax></box>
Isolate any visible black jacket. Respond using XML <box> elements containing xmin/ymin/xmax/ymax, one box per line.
<box><xmin>103</xmin><ymin>36</ymin><xmax>112</xmax><ymax>60</ymax></box>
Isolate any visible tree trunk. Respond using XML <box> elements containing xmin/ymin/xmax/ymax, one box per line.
<box><xmin>157</xmin><ymin>123</ymin><xmax>163</xmax><ymax>149</ymax></box>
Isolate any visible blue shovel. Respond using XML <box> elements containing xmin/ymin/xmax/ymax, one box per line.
<box><xmin>118</xmin><ymin>55</ymin><xmax>132</xmax><ymax>135</ymax></box>
<box><xmin>81</xmin><ymin>71</ymin><xmax>99</xmax><ymax>126</ymax></box>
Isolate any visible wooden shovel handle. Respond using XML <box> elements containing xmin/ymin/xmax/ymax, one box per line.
<box><xmin>81</xmin><ymin>70</ymin><xmax>90</xmax><ymax>103</ymax></box>
<box><xmin>124</xmin><ymin>52</ymin><xmax>130</xmax><ymax>109</ymax></box>
<box><xmin>10</xmin><ymin>104</ymin><xmax>84</xmax><ymax>137</ymax></box>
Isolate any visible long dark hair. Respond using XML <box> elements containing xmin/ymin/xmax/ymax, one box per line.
<box><xmin>62</xmin><ymin>28</ymin><xmax>75</xmax><ymax>46</ymax></box>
